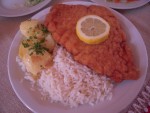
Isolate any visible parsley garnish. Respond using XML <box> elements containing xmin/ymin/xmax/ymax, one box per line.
<box><xmin>22</xmin><ymin>37</ymin><xmax>49</xmax><ymax>56</ymax></box>
<box><xmin>22</xmin><ymin>41</ymin><xmax>30</xmax><ymax>48</ymax></box>
<box><xmin>41</xmin><ymin>25</ymin><xmax>49</xmax><ymax>33</ymax></box>
<box><xmin>21</xmin><ymin>23</ymin><xmax>50</xmax><ymax>56</ymax></box>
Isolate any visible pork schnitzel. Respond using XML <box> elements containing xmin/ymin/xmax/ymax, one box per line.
<box><xmin>44</xmin><ymin>4</ymin><xmax>139</xmax><ymax>82</ymax></box>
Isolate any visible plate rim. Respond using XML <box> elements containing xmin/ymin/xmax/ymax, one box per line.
<box><xmin>0</xmin><ymin>0</ymin><xmax>51</xmax><ymax>17</ymax></box>
<box><xmin>7</xmin><ymin>1</ymin><xmax>148</xmax><ymax>113</ymax></box>
<box><xmin>90</xmin><ymin>0</ymin><xmax>150</xmax><ymax>9</ymax></box>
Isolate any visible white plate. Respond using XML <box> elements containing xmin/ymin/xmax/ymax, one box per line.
<box><xmin>0</xmin><ymin>0</ymin><xmax>51</xmax><ymax>17</ymax></box>
<box><xmin>90</xmin><ymin>0</ymin><xmax>150</xmax><ymax>9</ymax></box>
<box><xmin>8</xmin><ymin>1</ymin><xmax>148</xmax><ymax>113</ymax></box>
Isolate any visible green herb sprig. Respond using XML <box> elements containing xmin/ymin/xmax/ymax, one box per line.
<box><xmin>41</xmin><ymin>24</ymin><xmax>49</xmax><ymax>33</ymax></box>
<box><xmin>22</xmin><ymin>36</ymin><xmax>49</xmax><ymax>56</ymax></box>
<box><xmin>21</xmin><ymin>23</ymin><xmax>50</xmax><ymax>56</ymax></box>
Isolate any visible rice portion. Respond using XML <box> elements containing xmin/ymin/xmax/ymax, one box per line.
<box><xmin>37</xmin><ymin>47</ymin><xmax>113</xmax><ymax>107</ymax></box>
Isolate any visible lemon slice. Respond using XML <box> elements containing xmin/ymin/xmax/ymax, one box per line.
<box><xmin>76</xmin><ymin>15</ymin><xmax>110</xmax><ymax>44</ymax></box>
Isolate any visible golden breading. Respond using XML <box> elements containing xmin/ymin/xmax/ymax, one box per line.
<box><xmin>44</xmin><ymin>4</ymin><xmax>139</xmax><ymax>82</ymax></box>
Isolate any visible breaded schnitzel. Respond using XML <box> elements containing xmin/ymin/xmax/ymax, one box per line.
<box><xmin>44</xmin><ymin>4</ymin><xmax>139</xmax><ymax>82</ymax></box>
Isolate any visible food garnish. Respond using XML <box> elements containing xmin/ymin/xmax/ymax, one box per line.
<box><xmin>25</xmin><ymin>0</ymin><xmax>44</xmax><ymax>7</ymax></box>
<box><xmin>76</xmin><ymin>15</ymin><xmax>110</xmax><ymax>44</ymax></box>
<box><xmin>19</xmin><ymin>19</ymin><xmax>55</xmax><ymax>76</ymax></box>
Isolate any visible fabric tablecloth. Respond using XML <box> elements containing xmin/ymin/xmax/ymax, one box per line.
<box><xmin>0</xmin><ymin>0</ymin><xmax>150</xmax><ymax>113</ymax></box>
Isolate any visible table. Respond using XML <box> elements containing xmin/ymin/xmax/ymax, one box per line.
<box><xmin>0</xmin><ymin>0</ymin><xmax>150</xmax><ymax>113</ymax></box>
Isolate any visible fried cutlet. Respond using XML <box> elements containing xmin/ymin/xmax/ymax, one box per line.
<box><xmin>44</xmin><ymin>4</ymin><xmax>139</xmax><ymax>82</ymax></box>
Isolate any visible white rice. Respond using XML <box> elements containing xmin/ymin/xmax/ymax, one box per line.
<box><xmin>16</xmin><ymin>46</ymin><xmax>114</xmax><ymax>107</ymax></box>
